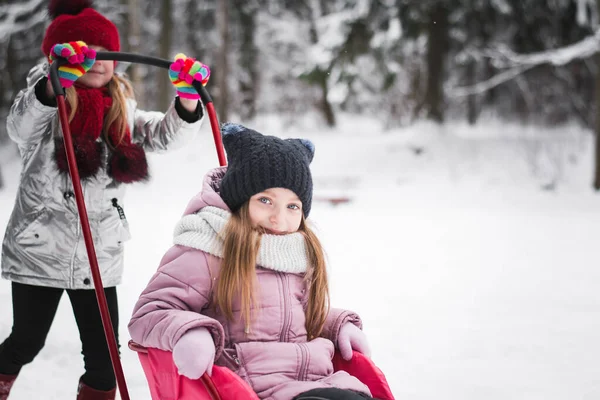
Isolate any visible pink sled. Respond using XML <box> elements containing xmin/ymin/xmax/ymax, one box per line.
<box><xmin>128</xmin><ymin>341</ymin><xmax>395</xmax><ymax>400</ymax></box>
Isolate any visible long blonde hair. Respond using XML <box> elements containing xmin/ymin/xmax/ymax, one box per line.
<box><xmin>65</xmin><ymin>74</ymin><xmax>134</xmax><ymax>147</ymax></box>
<box><xmin>215</xmin><ymin>202</ymin><xmax>330</xmax><ymax>340</ymax></box>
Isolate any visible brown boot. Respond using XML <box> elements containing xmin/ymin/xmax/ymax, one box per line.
<box><xmin>76</xmin><ymin>380</ymin><xmax>116</xmax><ymax>400</ymax></box>
<box><xmin>0</xmin><ymin>373</ymin><xmax>18</xmax><ymax>400</ymax></box>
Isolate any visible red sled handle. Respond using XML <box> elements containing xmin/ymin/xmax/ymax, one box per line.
<box><xmin>49</xmin><ymin>51</ymin><xmax>227</xmax><ymax>167</ymax></box>
<box><xmin>49</xmin><ymin>52</ymin><xmax>227</xmax><ymax>400</ymax></box>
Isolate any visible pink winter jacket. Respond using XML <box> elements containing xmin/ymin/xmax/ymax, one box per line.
<box><xmin>128</xmin><ymin>167</ymin><xmax>371</xmax><ymax>400</ymax></box>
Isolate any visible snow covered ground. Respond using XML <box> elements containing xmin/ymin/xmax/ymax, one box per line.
<box><xmin>0</xmin><ymin>115</ymin><xmax>599</xmax><ymax>399</ymax></box>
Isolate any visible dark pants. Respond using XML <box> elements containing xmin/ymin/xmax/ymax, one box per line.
<box><xmin>294</xmin><ymin>388</ymin><xmax>373</xmax><ymax>400</ymax></box>
<box><xmin>0</xmin><ymin>282</ymin><xmax>119</xmax><ymax>391</ymax></box>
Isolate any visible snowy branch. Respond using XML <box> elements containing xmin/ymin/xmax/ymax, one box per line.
<box><xmin>449</xmin><ymin>28</ymin><xmax>600</xmax><ymax>97</ymax></box>
<box><xmin>0</xmin><ymin>0</ymin><xmax>47</xmax><ymax>42</ymax></box>
<box><xmin>447</xmin><ymin>64</ymin><xmax>537</xmax><ymax>97</ymax></box>
<box><xmin>484</xmin><ymin>29</ymin><xmax>600</xmax><ymax>67</ymax></box>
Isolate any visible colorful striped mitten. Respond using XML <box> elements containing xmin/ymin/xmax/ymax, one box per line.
<box><xmin>48</xmin><ymin>41</ymin><xmax>97</xmax><ymax>88</ymax></box>
<box><xmin>169</xmin><ymin>53</ymin><xmax>211</xmax><ymax>100</ymax></box>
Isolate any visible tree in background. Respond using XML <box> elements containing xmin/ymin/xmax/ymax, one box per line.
<box><xmin>594</xmin><ymin>0</ymin><xmax>600</xmax><ymax>190</ymax></box>
<box><xmin>158</xmin><ymin>0</ymin><xmax>173</xmax><ymax>112</ymax></box>
<box><xmin>1</xmin><ymin>0</ymin><xmax>600</xmax><ymax>187</ymax></box>
<box><xmin>231</xmin><ymin>0</ymin><xmax>259</xmax><ymax>120</ymax></box>
<box><xmin>120</xmin><ymin>0</ymin><xmax>144</xmax><ymax>103</ymax></box>
<box><xmin>0</xmin><ymin>0</ymin><xmax>47</xmax><ymax>145</ymax></box>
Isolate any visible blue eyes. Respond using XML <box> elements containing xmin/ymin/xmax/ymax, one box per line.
<box><xmin>257</xmin><ymin>197</ymin><xmax>301</xmax><ymax>210</ymax></box>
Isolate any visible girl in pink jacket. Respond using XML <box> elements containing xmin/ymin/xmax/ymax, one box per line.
<box><xmin>128</xmin><ymin>123</ymin><xmax>374</xmax><ymax>400</ymax></box>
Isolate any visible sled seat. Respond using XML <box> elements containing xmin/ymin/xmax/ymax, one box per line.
<box><xmin>128</xmin><ymin>340</ymin><xmax>395</xmax><ymax>400</ymax></box>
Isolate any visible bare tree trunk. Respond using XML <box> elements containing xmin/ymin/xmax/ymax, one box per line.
<box><xmin>424</xmin><ymin>1</ymin><xmax>448</xmax><ymax>123</ymax></box>
<box><xmin>158</xmin><ymin>0</ymin><xmax>173</xmax><ymax>112</ymax></box>
<box><xmin>466</xmin><ymin>13</ymin><xmax>478</xmax><ymax>125</ymax></box>
<box><xmin>126</xmin><ymin>0</ymin><xmax>144</xmax><ymax>106</ymax></box>
<box><xmin>217</xmin><ymin>0</ymin><xmax>230</xmax><ymax>122</ymax></box>
<box><xmin>466</xmin><ymin>59</ymin><xmax>477</xmax><ymax>125</ymax></box>
<box><xmin>594</xmin><ymin>0</ymin><xmax>600</xmax><ymax>189</ymax></box>
<box><xmin>185</xmin><ymin>2</ymin><xmax>210</xmax><ymax>60</ymax></box>
<box><xmin>308</xmin><ymin>1</ymin><xmax>335</xmax><ymax>126</ymax></box>
<box><xmin>119</xmin><ymin>0</ymin><xmax>130</xmax><ymax>52</ymax></box>
<box><xmin>482</xmin><ymin>3</ymin><xmax>497</xmax><ymax>108</ymax></box>
<box><xmin>595</xmin><ymin>37</ymin><xmax>600</xmax><ymax>188</ymax></box>
<box><xmin>320</xmin><ymin>74</ymin><xmax>336</xmax><ymax>127</ymax></box>
<box><xmin>233</xmin><ymin>0</ymin><xmax>258</xmax><ymax>120</ymax></box>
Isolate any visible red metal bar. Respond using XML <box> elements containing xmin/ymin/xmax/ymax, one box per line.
<box><xmin>201</xmin><ymin>375</ymin><xmax>221</xmax><ymax>400</ymax></box>
<box><xmin>56</xmin><ymin>96</ymin><xmax>131</xmax><ymax>400</ymax></box>
<box><xmin>53</xmin><ymin>53</ymin><xmax>225</xmax><ymax>400</ymax></box>
<box><xmin>205</xmin><ymin>102</ymin><xmax>226</xmax><ymax>167</ymax></box>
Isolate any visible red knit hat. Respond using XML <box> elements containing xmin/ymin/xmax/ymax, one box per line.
<box><xmin>42</xmin><ymin>0</ymin><xmax>120</xmax><ymax>56</ymax></box>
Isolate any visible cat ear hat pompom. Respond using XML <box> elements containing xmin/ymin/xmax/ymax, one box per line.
<box><xmin>219</xmin><ymin>122</ymin><xmax>315</xmax><ymax>217</ymax></box>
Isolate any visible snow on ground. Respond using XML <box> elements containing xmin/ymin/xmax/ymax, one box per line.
<box><xmin>0</xmin><ymin>115</ymin><xmax>599</xmax><ymax>399</ymax></box>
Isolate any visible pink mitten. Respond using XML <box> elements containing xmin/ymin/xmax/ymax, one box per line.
<box><xmin>172</xmin><ymin>327</ymin><xmax>216</xmax><ymax>379</ymax></box>
<box><xmin>337</xmin><ymin>323</ymin><xmax>371</xmax><ymax>361</ymax></box>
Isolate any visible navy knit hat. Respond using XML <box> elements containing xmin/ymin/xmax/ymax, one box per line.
<box><xmin>220</xmin><ymin>123</ymin><xmax>315</xmax><ymax>217</ymax></box>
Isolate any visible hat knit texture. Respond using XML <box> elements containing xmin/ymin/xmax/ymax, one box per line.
<box><xmin>42</xmin><ymin>0</ymin><xmax>120</xmax><ymax>56</ymax></box>
<box><xmin>220</xmin><ymin>123</ymin><xmax>315</xmax><ymax>217</ymax></box>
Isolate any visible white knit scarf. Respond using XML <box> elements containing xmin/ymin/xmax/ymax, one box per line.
<box><xmin>173</xmin><ymin>206</ymin><xmax>309</xmax><ymax>274</ymax></box>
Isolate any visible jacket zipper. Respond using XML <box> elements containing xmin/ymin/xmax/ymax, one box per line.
<box><xmin>111</xmin><ymin>198</ymin><xmax>129</xmax><ymax>230</ymax></box>
<box><xmin>232</xmin><ymin>353</ymin><xmax>241</xmax><ymax>367</ymax></box>
<box><xmin>279</xmin><ymin>272</ymin><xmax>292</xmax><ymax>342</ymax></box>
<box><xmin>223</xmin><ymin>348</ymin><xmax>241</xmax><ymax>369</ymax></box>
<box><xmin>69</xmin><ymin>224</ymin><xmax>79</xmax><ymax>288</ymax></box>
<box><xmin>69</xmin><ymin>182</ymin><xmax>83</xmax><ymax>288</ymax></box>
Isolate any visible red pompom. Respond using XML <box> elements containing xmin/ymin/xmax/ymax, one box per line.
<box><xmin>48</xmin><ymin>0</ymin><xmax>94</xmax><ymax>19</ymax></box>
<box><xmin>108</xmin><ymin>144</ymin><xmax>149</xmax><ymax>184</ymax></box>
<box><xmin>54</xmin><ymin>137</ymin><xmax>104</xmax><ymax>180</ymax></box>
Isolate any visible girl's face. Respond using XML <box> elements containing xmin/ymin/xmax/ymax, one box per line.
<box><xmin>248</xmin><ymin>188</ymin><xmax>303</xmax><ymax>235</ymax></box>
<box><xmin>76</xmin><ymin>45</ymin><xmax>114</xmax><ymax>88</ymax></box>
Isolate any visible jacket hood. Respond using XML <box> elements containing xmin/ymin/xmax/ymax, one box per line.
<box><xmin>182</xmin><ymin>167</ymin><xmax>230</xmax><ymax>215</ymax></box>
